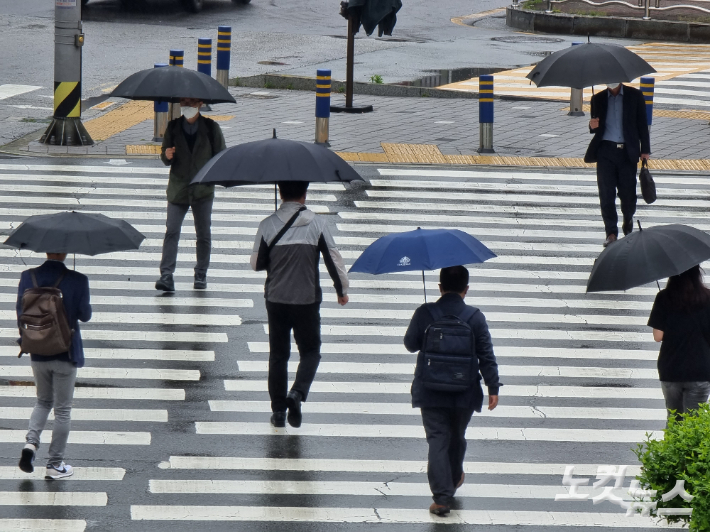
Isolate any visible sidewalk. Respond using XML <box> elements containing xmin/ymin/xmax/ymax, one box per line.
<box><xmin>4</xmin><ymin>85</ymin><xmax>710</xmax><ymax>168</ymax></box>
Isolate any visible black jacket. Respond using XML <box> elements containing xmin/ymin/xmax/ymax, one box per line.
<box><xmin>404</xmin><ymin>293</ymin><xmax>501</xmax><ymax>411</ymax></box>
<box><xmin>584</xmin><ymin>85</ymin><xmax>650</xmax><ymax>164</ymax></box>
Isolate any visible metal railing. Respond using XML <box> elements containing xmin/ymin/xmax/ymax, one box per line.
<box><xmin>511</xmin><ymin>0</ymin><xmax>710</xmax><ymax>20</ymax></box>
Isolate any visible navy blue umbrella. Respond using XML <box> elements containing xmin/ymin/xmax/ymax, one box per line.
<box><xmin>349</xmin><ymin>228</ymin><xmax>497</xmax><ymax>302</ymax></box>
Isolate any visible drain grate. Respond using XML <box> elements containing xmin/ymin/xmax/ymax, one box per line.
<box><xmin>493</xmin><ymin>36</ymin><xmax>564</xmax><ymax>43</ymax></box>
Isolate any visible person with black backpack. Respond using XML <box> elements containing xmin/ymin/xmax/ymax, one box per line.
<box><xmin>156</xmin><ymin>97</ymin><xmax>226</xmax><ymax>292</ymax></box>
<box><xmin>404</xmin><ymin>265</ymin><xmax>500</xmax><ymax>517</ymax></box>
<box><xmin>15</xmin><ymin>253</ymin><xmax>92</xmax><ymax>479</ymax></box>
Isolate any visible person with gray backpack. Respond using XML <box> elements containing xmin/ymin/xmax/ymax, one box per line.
<box><xmin>404</xmin><ymin>265</ymin><xmax>500</xmax><ymax>517</ymax></box>
<box><xmin>15</xmin><ymin>253</ymin><xmax>92</xmax><ymax>479</ymax></box>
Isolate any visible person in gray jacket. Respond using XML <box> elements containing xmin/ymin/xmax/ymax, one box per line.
<box><xmin>251</xmin><ymin>181</ymin><xmax>349</xmax><ymax>428</ymax></box>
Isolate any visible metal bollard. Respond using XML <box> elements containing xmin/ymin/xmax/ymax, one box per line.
<box><xmin>197</xmin><ymin>38</ymin><xmax>213</xmax><ymax>111</ymax></box>
<box><xmin>640</xmin><ymin>76</ymin><xmax>654</xmax><ymax>133</ymax></box>
<box><xmin>153</xmin><ymin>63</ymin><xmax>169</xmax><ymax>142</ymax></box>
<box><xmin>216</xmin><ymin>26</ymin><xmax>231</xmax><ymax>89</ymax></box>
<box><xmin>315</xmin><ymin>69</ymin><xmax>331</xmax><ymax>145</ymax></box>
<box><xmin>169</xmin><ymin>49</ymin><xmax>184</xmax><ymax>120</ymax></box>
<box><xmin>478</xmin><ymin>75</ymin><xmax>495</xmax><ymax>154</ymax></box>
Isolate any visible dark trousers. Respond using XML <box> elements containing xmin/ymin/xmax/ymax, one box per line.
<box><xmin>596</xmin><ymin>142</ymin><xmax>638</xmax><ymax>237</ymax></box>
<box><xmin>159</xmin><ymin>196</ymin><xmax>213</xmax><ymax>276</ymax></box>
<box><xmin>421</xmin><ymin>407</ymin><xmax>474</xmax><ymax>505</ymax></box>
<box><xmin>660</xmin><ymin>381</ymin><xmax>710</xmax><ymax>423</ymax></box>
<box><xmin>266</xmin><ymin>301</ymin><xmax>322</xmax><ymax>413</ymax></box>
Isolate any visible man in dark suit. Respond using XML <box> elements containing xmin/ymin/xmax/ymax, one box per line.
<box><xmin>404</xmin><ymin>266</ymin><xmax>500</xmax><ymax>517</ymax></box>
<box><xmin>16</xmin><ymin>253</ymin><xmax>92</xmax><ymax>479</ymax></box>
<box><xmin>584</xmin><ymin>83</ymin><xmax>651</xmax><ymax>247</ymax></box>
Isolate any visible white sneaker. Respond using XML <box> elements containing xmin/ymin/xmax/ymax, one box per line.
<box><xmin>45</xmin><ymin>462</ymin><xmax>73</xmax><ymax>480</ymax></box>
<box><xmin>18</xmin><ymin>443</ymin><xmax>36</xmax><ymax>473</ymax></box>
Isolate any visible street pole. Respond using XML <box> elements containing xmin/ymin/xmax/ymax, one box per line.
<box><xmin>41</xmin><ymin>0</ymin><xmax>93</xmax><ymax>146</ymax></box>
<box><xmin>346</xmin><ymin>16</ymin><xmax>354</xmax><ymax>108</ymax></box>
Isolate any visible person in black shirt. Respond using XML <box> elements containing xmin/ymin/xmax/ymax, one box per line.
<box><xmin>647</xmin><ymin>265</ymin><xmax>710</xmax><ymax>421</ymax></box>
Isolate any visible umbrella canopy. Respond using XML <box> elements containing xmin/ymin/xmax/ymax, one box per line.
<box><xmin>586</xmin><ymin>224</ymin><xmax>710</xmax><ymax>293</ymax></box>
<box><xmin>4</xmin><ymin>212</ymin><xmax>145</xmax><ymax>256</ymax></box>
<box><xmin>109</xmin><ymin>66</ymin><xmax>236</xmax><ymax>104</ymax></box>
<box><xmin>526</xmin><ymin>43</ymin><xmax>655</xmax><ymax>89</ymax></box>
<box><xmin>190</xmin><ymin>133</ymin><xmax>364</xmax><ymax>187</ymax></box>
<box><xmin>342</xmin><ymin>0</ymin><xmax>403</xmax><ymax>37</ymax></box>
<box><xmin>350</xmin><ymin>228</ymin><xmax>496</xmax><ymax>274</ymax></box>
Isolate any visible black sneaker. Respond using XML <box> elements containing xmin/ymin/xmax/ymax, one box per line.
<box><xmin>286</xmin><ymin>390</ymin><xmax>303</xmax><ymax>428</ymax></box>
<box><xmin>155</xmin><ymin>274</ymin><xmax>175</xmax><ymax>292</ymax></box>
<box><xmin>18</xmin><ymin>443</ymin><xmax>36</xmax><ymax>473</ymax></box>
<box><xmin>270</xmin><ymin>412</ymin><xmax>286</xmax><ymax>428</ymax></box>
<box><xmin>194</xmin><ymin>273</ymin><xmax>207</xmax><ymax>290</ymax></box>
<box><xmin>622</xmin><ymin>218</ymin><xmax>634</xmax><ymax>236</ymax></box>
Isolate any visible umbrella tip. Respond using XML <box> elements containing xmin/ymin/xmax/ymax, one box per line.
<box><xmin>273</xmin><ymin>128</ymin><xmax>277</xmax><ymax>139</ymax></box>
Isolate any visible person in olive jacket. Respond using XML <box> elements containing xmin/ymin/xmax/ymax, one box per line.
<box><xmin>156</xmin><ymin>97</ymin><xmax>226</xmax><ymax>292</ymax></box>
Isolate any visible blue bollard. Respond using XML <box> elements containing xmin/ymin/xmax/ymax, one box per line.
<box><xmin>153</xmin><ymin>63</ymin><xmax>169</xmax><ymax>141</ymax></box>
<box><xmin>640</xmin><ymin>77</ymin><xmax>654</xmax><ymax>131</ymax></box>
<box><xmin>315</xmin><ymin>69</ymin><xmax>331</xmax><ymax>144</ymax></box>
<box><xmin>478</xmin><ymin>75</ymin><xmax>494</xmax><ymax>154</ymax></box>
<box><xmin>216</xmin><ymin>26</ymin><xmax>231</xmax><ymax>89</ymax></box>
<box><xmin>197</xmin><ymin>38</ymin><xmax>212</xmax><ymax>77</ymax></box>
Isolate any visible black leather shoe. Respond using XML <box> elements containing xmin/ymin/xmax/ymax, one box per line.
<box><xmin>429</xmin><ymin>502</ymin><xmax>451</xmax><ymax>517</ymax></box>
<box><xmin>270</xmin><ymin>412</ymin><xmax>286</xmax><ymax>428</ymax></box>
<box><xmin>155</xmin><ymin>274</ymin><xmax>175</xmax><ymax>292</ymax></box>
<box><xmin>194</xmin><ymin>273</ymin><xmax>207</xmax><ymax>290</ymax></box>
<box><xmin>603</xmin><ymin>234</ymin><xmax>617</xmax><ymax>248</ymax></box>
<box><xmin>286</xmin><ymin>390</ymin><xmax>303</xmax><ymax>428</ymax></box>
<box><xmin>622</xmin><ymin>218</ymin><xmax>633</xmax><ymax>236</ymax></box>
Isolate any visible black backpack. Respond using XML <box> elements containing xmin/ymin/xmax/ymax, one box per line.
<box><xmin>421</xmin><ymin>305</ymin><xmax>477</xmax><ymax>392</ymax></box>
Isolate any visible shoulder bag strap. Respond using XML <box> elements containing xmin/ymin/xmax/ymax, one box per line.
<box><xmin>30</xmin><ymin>270</ymin><xmax>39</xmax><ymax>289</ymax></box>
<box><xmin>268</xmin><ymin>206</ymin><xmax>307</xmax><ymax>252</ymax></box>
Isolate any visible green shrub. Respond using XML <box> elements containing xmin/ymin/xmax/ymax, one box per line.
<box><xmin>369</xmin><ymin>74</ymin><xmax>384</xmax><ymax>84</ymax></box>
<box><xmin>633</xmin><ymin>403</ymin><xmax>710</xmax><ymax>531</ymax></box>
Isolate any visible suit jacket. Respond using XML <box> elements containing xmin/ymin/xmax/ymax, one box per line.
<box><xmin>584</xmin><ymin>85</ymin><xmax>650</xmax><ymax>164</ymax></box>
<box><xmin>16</xmin><ymin>260</ymin><xmax>92</xmax><ymax>367</ymax></box>
<box><xmin>404</xmin><ymin>293</ymin><xmax>500</xmax><ymax>412</ymax></box>
<box><xmin>160</xmin><ymin>115</ymin><xmax>226</xmax><ymax>205</ymax></box>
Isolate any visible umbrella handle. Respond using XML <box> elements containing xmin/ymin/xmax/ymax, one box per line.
<box><xmin>422</xmin><ymin>270</ymin><xmax>427</xmax><ymax>303</ymax></box>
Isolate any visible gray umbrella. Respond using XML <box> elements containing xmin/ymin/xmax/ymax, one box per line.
<box><xmin>526</xmin><ymin>43</ymin><xmax>656</xmax><ymax>89</ymax></box>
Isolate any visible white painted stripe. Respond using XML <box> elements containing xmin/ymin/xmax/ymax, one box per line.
<box><xmin>0</xmin><ymin>366</ymin><xmax>200</xmax><ymax>381</ymax></box>
<box><xmin>0</xmin><ymin>249</ymin><xmax>251</xmax><ymax>264</ymax></box>
<box><xmin>653</xmin><ymin>96</ymin><xmax>710</xmax><ymax>107</ymax></box>
<box><xmin>0</xmin><ymin>407</ymin><xmax>167</xmax><ymax>422</ymax></box>
<box><xmin>0</xmin><ymin>430</ymin><xmax>150</xmax><ymax>445</ymax></box>
<box><xmin>247</xmin><ymin>342</ymin><xmax>659</xmax><ymax>361</ymax></box>
<box><xmin>0</xmin><ymin>310</ymin><xmax>241</xmax><ymax>327</ymax></box>
<box><xmin>0</xmin><ymin>293</ymin><xmax>252</xmax><ymax>309</ymax></box>
<box><xmin>0</xmin><ymin>386</ymin><xmax>184</xmax><ymax>400</ymax></box>
<box><xmin>162</xmin><ymin>456</ymin><xmax>641</xmax><ymax>476</ymax></box>
<box><xmin>130</xmin><ymin>506</ymin><xmax>675</xmax><ymax>527</ymax></box>
<box><xmin>209</xmin><ymin>401</ymin><xmax>665</xmax><ymax>420</ymax></box>
<box><xmin>0</xmin><ymin>520</ymin><xmax>86</xmax><ymax>532</ymax></box>
<box><xmin>235</xmin><ymin>361</ymin><xmax>657</xmax><ymax>379</ymax></box>
<box><xmin>0</xmin><ymin>492</ymin><xmax>106</xmax><ymax>506</ymax></box>
<box><xmin>0</xmin><ymin>466</ymin><xmax>124</xmax><ymax>481</ymax></box>
<box><xmin>194</xmin><ymin>422</ymin><xmax>661</xmax><ymax>442</ymax></box>
<box><xmin>141</xmin><ymin>238</ymin><xmax>253</xmax><ymax>249</ymax></box>
<box><xmin>366</xmin><ymin>188</ymin><xmax>710</xmax><ymax>207</ymax></box>
<box><xmin>654</xmin><ymin>86</ymin><xmax>710</xmax><ymax>97</ymax></box>
<box><xmin>0</xmin><ymin>84</ymin><xmax>42</xmax><ymax>100</ymax></box>
<box><xmin>0</xmin><ymin>164</ymin><xmax>168</xmax><ymax>174</ymax></box>
<box><xmin>263</xmin><ymin>324</ymin><xmax>654</xmax><ymax>343</ymax></box>
<box><xmin>223</xmin><ymin>380</ymin><xmax>664</xmax><ymax>399</ymax></box>
<box><xmin>0</xmin><ymin>329</ymin><xmax>228</xmax><ymax>343</ymax></box>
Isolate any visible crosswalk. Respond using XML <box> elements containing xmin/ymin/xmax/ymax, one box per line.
<box><xmin>0</xmin><ymin>160</ymin><xmax>705</xmax><ymax>529</ymax></box>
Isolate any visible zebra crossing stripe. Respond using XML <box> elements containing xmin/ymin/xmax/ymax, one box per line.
<box><xmin>0</xmin><ymin>492</ymin><xmax>106</xmax><ymax>506</ymax></box>
<box><xmin>0</xmin><ymin>466</ymin><xmax>124</xmax><ymax>480</ymax></box>
<box><xmin>0</xmin><ymin>329</ymin><xmax>228</xmax><ymax>343</ymax></box>
<box><xmin>0</xmin><ymin>407</ymin><xmax>168</xmax><ymax>422</ymax></box>
<box><xmin>130</xmin><ymin>506</ymin><xmax>674</xmax><ymax>526</ymax></box>
<box><xmin>0</xmin><ymin>367</ymin><xmax>199</xmax><ymax>381</ymax></box>
<box><xmin>0</xmin><ymin>294</ymin><xmax>252</xmax><ymax>309</ymax></box>
<box><xmin>161</xmin><ymin>456</ymin><xmax>641</xmax><ymax>476</ymax></box>
<box><xmin>0</xmin><ymin>311</ymin><xmax>240</xmax><ymax>327</ymax></box>
<box><xmin>0</xmin><ymin>520</ymin><xmax>86</xmax><ymax>532</ymax></box>
<box><xmin>209</xmin><ymin>401</ymin><xmax>666</xmax><ymax>420</ymax></box>
<box><xmin>0</xmin><ymin>387</ymin><xmax>185</xmax><ymax>400</ymax></box>
<box><xmin>223</xmin><ymin>380</ymin><xmax>664</xmax><ymax>399</ymax></box>
<box><xmin>0</xmin><ymin>430</ymin><xmax>150</xmax><ymax>445</ymax></box>
<box><xmin>194</xmin><ymin>422</ymin><xmax>662</xmax><ymax>442</ymax></box>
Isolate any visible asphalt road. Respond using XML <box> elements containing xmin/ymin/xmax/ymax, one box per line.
<box><xmin>0</xmin><ymin>155</ymin><xmax>692</xmax><ymax>531</ymax></box>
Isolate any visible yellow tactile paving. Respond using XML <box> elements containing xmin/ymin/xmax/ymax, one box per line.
<box><xmin>440</xmin><ymin>42</ymin><xmax>710</xmax><ymax>102</ymax></box>
<box><xmin>203</xmin><ymin>115</ymin><xmax>235</xmax><ymax>121</ymax></box>
<box><xmin>90</xmin><ymin>101</ymin><xmax>115</xmax><ymax>111</ymax></box>
<box><xmin>84</xmin><ymin>100</ymin><xmax>153</xmax><ymax>141</ymax></box>
<box><xmin>337</xmin><ymin>143</ymin><xmax>710</xmax><ymax>170</ymax></box>
<box><xmin>125</xmin><ymin>145</ymin><xmax>162</xmax><ymax>155</ymax></box>
<box><xmin>561</xmin><ymin>104</ymin><xmax>710</xmax><ymax>121</ymax></box>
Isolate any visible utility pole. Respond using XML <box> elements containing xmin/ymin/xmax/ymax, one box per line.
<box><xmin>40</xmin><ymin>0</ymin><xmax>93</xmax><ymax>146</ymax></box>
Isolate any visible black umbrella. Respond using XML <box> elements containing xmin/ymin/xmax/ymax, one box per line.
<box><xmin>342</xmin><ymin>0</ymin><xmax>402</xmax><ymax>37</ymax></box>
<box><xmin>526</xmin><ymin>43</ymin><xmax>655</xmax><ymax>89</ymax></box>
<box><xmin>109</xmin><ymin>66</ymin><xmax>236</xmax><ymax>104</ymax></box>
<box><xmin>586</xmin><ymin>224</ymin><xmax>710</xmax><ymax>293</ymax></box>
<box><xmin>4</xmin><ymin>212</ymin><xmax>145</xmax><ymax>257</ymax></box>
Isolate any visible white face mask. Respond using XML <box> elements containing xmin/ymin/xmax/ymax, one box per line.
<box><xmin>181</xmin><ymin>105</ymin><xmax>199</xmax><ymax>120</ymax></box>
<box><xmin>606</xmin><ymin>83</ymin><xmax>620</xmax><ymax>90</ymax></box>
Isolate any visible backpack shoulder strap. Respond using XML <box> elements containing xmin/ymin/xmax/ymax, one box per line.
<box><xmin>458</xmin><ymin>306</ymin><xmax>477</xmax><ymax>324</ymax></box>
<box><xmin>29</xmin><ymin>270</ymin><xmax>39</xmax><ymax>289</ymax></box>
<box><xmin>268</xmin><ymin>206</ymin><xmax>307</xmax><ymax>251</ymax></box>
<box><xmin>52</xmin><ymin>271</ymin><xmax>66</xmax><ymax>289</ymax></box>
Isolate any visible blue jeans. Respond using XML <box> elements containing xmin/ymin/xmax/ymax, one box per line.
<box><xmin>660</xmin><ymin>381</ymin><xmax>710</xmax><ymax>422</ymax></box>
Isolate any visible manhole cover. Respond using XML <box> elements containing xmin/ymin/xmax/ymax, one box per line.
<box><xmin>492</xmin><ymin>36</ymin><xmax>564</xmax><ymax>43</ymax></box>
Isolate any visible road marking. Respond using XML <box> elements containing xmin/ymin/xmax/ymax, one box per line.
<box><xmin>0</xmin><ymin>329</ymin><xmax>228</xmax><ymax>343</ymax></box>
<box><xmin>0</xmin><ymin>466</ymin><xmax>125</xmax><ymax>481</ymax></box>
<box><xmin>0</xmin><ymin>347</ymin><xmax>214</xmax><ymax>362</ymax></box>
<box><xmin>0</xmin><ymin>386</ymin><xmax>184</xmax><ymax>401</ymax></box>
<box><xmin>0</xmin><ymin>84</ymin><xmax>42</xmax><ymax>100</ymax></box>
<box><xmin>0</xmin><ymin>310</ymin><xmax>240</xmax><ymax>327</ymax></box>
<box><xmin>0</xmin><ymin>366</ymin><xmax>199</xmax><ymax>381</ymax></box>
<box><xmin>0</xmin><ymin>520</ymin><xmax>86</xmax><ymax>531</ymax></box>
<box><xmin>0</xmin><ymin>430</ymin><xmax>150</xmax><ymax>445</ymax></box>
<box><xmin>0</xmin><ymin>492</ymin><xmax>107</xmax><ymax>506</ymax></box>
<box><xmin>0</xmin><ymin>407</ymin><xmax>167</xmax><ymax>422</ymax></box>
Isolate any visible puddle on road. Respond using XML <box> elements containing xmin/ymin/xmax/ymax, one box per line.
<box><xmin>396</xmin><ymin>67</ymin><xmax>508</xmax><ymax>88</ymax></box>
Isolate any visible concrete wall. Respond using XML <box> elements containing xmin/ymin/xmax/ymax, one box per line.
<box><xmin>506</xmin><ymin>7</ymin><xmax>710</xmax><ymax>43</ymax></box>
